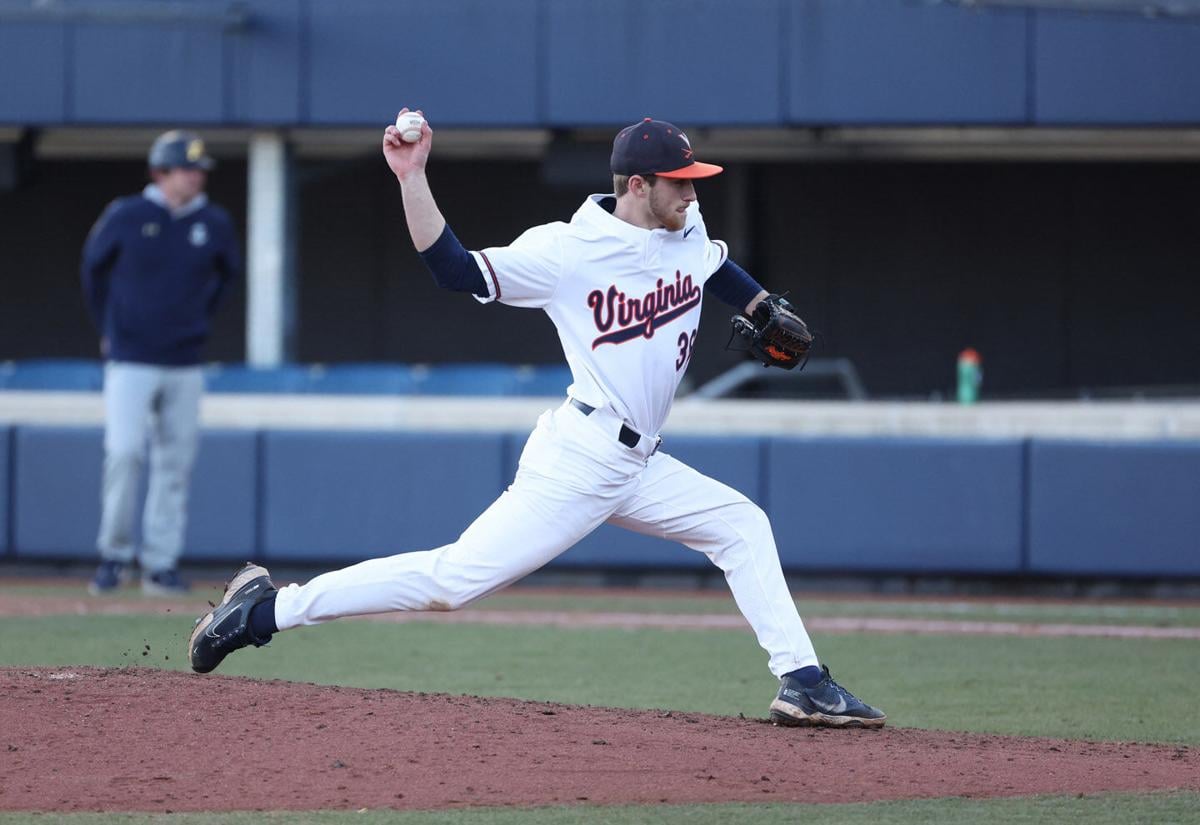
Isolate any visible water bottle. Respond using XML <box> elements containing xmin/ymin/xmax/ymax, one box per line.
<box><xmin>957</xmin><ymin>348</ymin><xmax>982</xmax><ymax>405</ymax></box>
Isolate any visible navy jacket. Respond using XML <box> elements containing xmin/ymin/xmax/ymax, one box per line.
<box><xmin>81</xmin><ymin>185</ymin><xmax>241</xmax><ymax>366</ymax></box>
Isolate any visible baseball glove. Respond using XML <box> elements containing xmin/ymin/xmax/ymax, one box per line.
<box><xmin>729</xmin><ymin>294</ymin><xmax>814</xmax><ymax>370</ymax></box>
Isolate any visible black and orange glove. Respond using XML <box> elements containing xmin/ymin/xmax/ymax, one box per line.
<box><xmin>730</xmin><ymin>294</ymin><xmax>814</xmax><ymax>370</ymax></box>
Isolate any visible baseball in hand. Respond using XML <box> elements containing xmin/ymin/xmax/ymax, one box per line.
<box><xmin>395</xmin><ymin>112</ymin><xmax>425</xmax><ymax>143</ymax></box>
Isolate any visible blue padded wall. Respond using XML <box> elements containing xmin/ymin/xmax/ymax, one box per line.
<box><xmin>227</xmin><ymin>0</ymin><xmax>304</xmax><ymax>124</ymax></box>
<box><xmin>13</xmin><ymin>427</ymin><xmax>257</xmax><ymax>560</ymax></box>
<box><xmin>766</xmin><ymin>437</ymin><xmax>1025</xmax><ymax>572</ymax></box>
<box><xmin>0</xmin><ymin>22</ymin><xmax>66</xmax><ymax>123</ymax></box>
<box><xmin>502</xmin><ymin>431</ymin><xmax>764</xmax><ymax>569</ymax></box>
<box><xmin>9</xmin><ymin>423</ymin><xmax>1200</xmax><ymax>578</ymax></box>
<box><xmin>789</xmin><ymin>1</ymin><xmax>1028</xmax><ymax>124</ymax></box>
<box><xmin>261</xmin><ymin>430</ymin><xmax>506</xmax><ymax>561</ymax></box>
<box><xmin>73</xmin><ymin>25</ymin><xmax>225</xmax><ymax>123</ymax></box>
<box><xmin>183</xmin><ymin>430</ymin><xmax>258</xmax><ymax>561</ymax></box>
<box><xmin>306</xmin><ymin>0</ymin><xmax>541</xmax><ymax>125</ymax></box>
<box><xmin>1028</xmin><ymin>440</ymin><xmax>1200</xmax><ymax>576</ymax></box>
<box><xmin>1034</xmin><ymin>14</ymin><xmax>1200</xmax><ymax>124</ymax></box>
<box><xmin>0</xmin><ymin>426</ymin><xmax>10</xmax><ymax>556</ymax></box>
<box><xmin>545</xmin><ymin>0</ymin><xmax>785</xmax><ymax>126</ymax></box>
<box><xmin>13</xmin><ymin>427</ymin><xmax>103</xmax><ymax>557</ymax></box>
<box><xmin>6</xmin><ymin>0</ymin><xmax>1200</xmax><ymax>128</ymax></box>
<box><xmin>7</xmin><ymin>0</ymin><xmax>1200</xmax><ymax>128</ymax></box>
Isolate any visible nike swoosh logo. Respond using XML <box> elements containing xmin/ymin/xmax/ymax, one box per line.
<box><xmin>200</xmin><ymin>583</ymin><xmax>260</xmax><ymax>639</ymax></box>
<box><xmin>683</xmin><ymin>226</ymin><xmax>695</xmax><ymax>239</ymax></box>
<box><xmin>811</xmin><ymin>694</ymin><xmax>847</xmax><ymax>714</ymax></box>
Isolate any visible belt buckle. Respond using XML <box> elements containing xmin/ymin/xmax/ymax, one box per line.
<box><xmin>571</xmin><ymin>397</ymin><xmax>660</xmax><ymax>455</ymax></box>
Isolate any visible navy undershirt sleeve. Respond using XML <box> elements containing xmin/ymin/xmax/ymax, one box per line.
<box><xmin>418</xmin><ymin>224</ymin><xmax>488</xmax><ymax>297</ymax></box>
<box><xmin>705</xmin><ymin>257</ymin><xmax>765</xmax><ymax>312</ymax></box>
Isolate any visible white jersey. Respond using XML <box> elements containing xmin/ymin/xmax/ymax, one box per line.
<box><xmin>470</xmin><ymin>194</ymin><xmax>728</xmax><ymax>437</ymax></box>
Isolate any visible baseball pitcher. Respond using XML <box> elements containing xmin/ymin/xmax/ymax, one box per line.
<box><xmin>189</xmin><ymin>112</ymin><xmax>884</xmax><ymax>728</ymax></box>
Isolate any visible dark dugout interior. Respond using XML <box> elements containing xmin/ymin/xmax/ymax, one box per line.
<box><xmin>3</xmin><ymin>157</ymin><xmax>1197</xmax><ymax>400</ymax></box>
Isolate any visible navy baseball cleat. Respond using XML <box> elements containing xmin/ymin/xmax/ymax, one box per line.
<box><xmin>142</xmin><ymin>568</ymin><xmax>190</xmax><ymax>596</ymax></box>
<box><xmin>188</xmin><ymin>563</ymin><xmax>277</xmax><ymax>674</ymax></box>
<box><xmin>88</xmin><ymin>560</ymin><xmax>128</xmax><ymax>595</ymax></box>
<box><xmin>769</xmin><ymin>665</ymin><xmax>887</xmax><ymax>729</ymax></box>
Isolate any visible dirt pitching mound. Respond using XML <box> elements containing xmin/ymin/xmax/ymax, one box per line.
<box><xmin>1</xmin><ymin>667</ymin><xmax>1195</xmax><ymax>813</ymax></box>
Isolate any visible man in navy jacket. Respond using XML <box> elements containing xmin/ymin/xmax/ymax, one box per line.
<box><xmin>81</xmin><ymin>130</ymin><xmax>241</xmax><ymax>595</ymax></box>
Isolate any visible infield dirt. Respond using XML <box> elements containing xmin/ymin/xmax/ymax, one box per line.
<box><xmin>1</xmin><ymin>666</ymin><xmax>1196</xmax><ymax>813</ymax></box>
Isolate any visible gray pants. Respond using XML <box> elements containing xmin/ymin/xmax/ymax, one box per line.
<box><xmin>96</xmin><ymin>361</ymin><xmax>204</xmax><ymax>573</ymax></box>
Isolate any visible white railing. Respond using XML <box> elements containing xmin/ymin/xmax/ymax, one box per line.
<box><xmin>3</xmin><ymin>391</ymin><xmax>1200</xmax><ymax>440</ymax></box>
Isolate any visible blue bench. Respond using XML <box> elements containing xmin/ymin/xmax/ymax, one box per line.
<box><xmin>0</xmin><ymin>360</ymin><xmax>572</xmax><ymax>397</ymax></box>
<box><xmin>0</xmin><ymin>359</ymin><xmax>103</xmax><ymax>391</ymax></box>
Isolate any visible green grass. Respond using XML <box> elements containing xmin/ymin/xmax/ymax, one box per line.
<box><xmin>6</xmin><ymin>579</ymin><xmax>1200</xmax><ymax>626</ymax></box>
<box><xmin>478</xmin><ymin>591</ymin><xmax>1200</xmax><ymax>627</ymax></box>
<box><xmin>1</xmin><ymin>612</ymin><xmax>1197</xmax><ymax>744</ymax></box>
<box><xmin>470</xmin><ymin>589</ymin><xmax>1200</xmax><ymax>625</ymax></box>
<box><xmin>1</xmin><ymin>792</ymin><xmax>1198</xmax><ymax>824</ymax></box>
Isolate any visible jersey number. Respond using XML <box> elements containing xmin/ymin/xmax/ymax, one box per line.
<box><xmin>676</xmin><ymin>329</ymin><xmax>698</xmax><ymax>371</ymax></box>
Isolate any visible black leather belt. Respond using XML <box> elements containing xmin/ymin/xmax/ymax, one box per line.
<box><xmin>570</xmin><ymin>398</ymin><xmax>643</xmax><ymax>449</ymax></box>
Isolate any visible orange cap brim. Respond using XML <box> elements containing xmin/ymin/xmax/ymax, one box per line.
<box><xmin>655</xmin><ymin>161</ymin><xmax>724</xmax><ymax>179</ymax></box>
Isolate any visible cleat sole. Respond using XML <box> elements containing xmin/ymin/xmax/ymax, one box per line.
<box><xmin>769</xmin><ymin>700</ymin><xmax>886</xmax><ymax>729</ymax></box>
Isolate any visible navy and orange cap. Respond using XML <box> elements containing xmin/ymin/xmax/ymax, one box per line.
<box><xmin>610</xmin><ymin>117</ymin><xmax>723</xmax><ymax>179</ymax></box>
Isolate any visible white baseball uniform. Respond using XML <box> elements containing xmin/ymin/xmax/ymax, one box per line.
<box><xmin>273</xmin><ymin>195</ymin><xmax>819</xmax><ymax>677</ymax></box>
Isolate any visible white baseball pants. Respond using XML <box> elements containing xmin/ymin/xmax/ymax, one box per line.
<box><xmin>274</xmin><ymin>400</ymin><xmax>819</xmax><ymax>677</ymax></box>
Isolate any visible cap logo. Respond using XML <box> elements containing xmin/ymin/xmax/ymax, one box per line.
<box><xmin>678</xmin><ymin>132</ymin><xmax>693</xmax><ymax>160</ymax></box>
<box><xmin>186</xmin><ymin>139</ymin><xmax>205</xmax><ymax>163</ymax></box>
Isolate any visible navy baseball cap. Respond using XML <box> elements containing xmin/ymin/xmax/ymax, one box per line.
<box><xmin>610</xmin><ymin>118</ymin><xmax>723</xmax><ymax>179</ymax></box>
<box><xmin>148</xmin><ymin>130</ymin><xmax>215</xmax><ymax>171</ymax></box>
